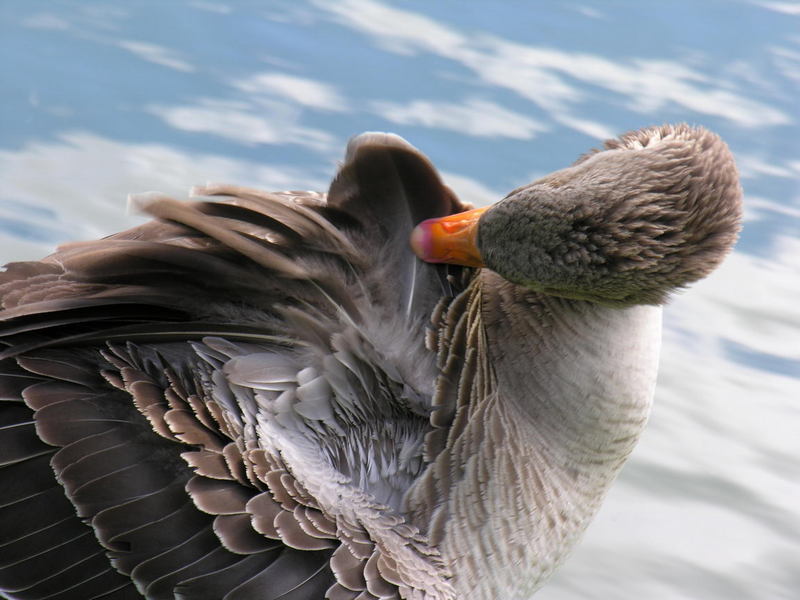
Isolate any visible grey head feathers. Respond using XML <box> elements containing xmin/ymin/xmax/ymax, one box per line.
<box><xmin>478</xmin><ymin>124</ymin><xmax>743</xmax><ymax>306</ymax></box>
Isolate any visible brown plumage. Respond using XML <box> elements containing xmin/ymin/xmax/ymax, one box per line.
<box><xmin>0</xmin><ymin>125</ymin><xmax>741</xmax><ymax>599</ymax></box>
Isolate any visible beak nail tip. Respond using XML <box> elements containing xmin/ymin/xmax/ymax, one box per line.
<box><xmin>410</xmin><ymin>223</ymin><xmax>430</xmax><ymax>260</ymax></box>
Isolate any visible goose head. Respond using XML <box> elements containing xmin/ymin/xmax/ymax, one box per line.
<box><xmin>411</xmin><ymin>124</ymin><xmax>743</xmax><ymax>305</ymax></box>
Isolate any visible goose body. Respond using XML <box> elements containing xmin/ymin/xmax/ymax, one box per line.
<box><xmin>0</xmin><ymin>125</ymin><xmax>741</xmax><ymax>599</ymax></box>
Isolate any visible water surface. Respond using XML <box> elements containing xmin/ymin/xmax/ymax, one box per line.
<box><xmin>1</xmin><ymin>2</ymin><xmax>798</xmax><ymax>598</ymax></box>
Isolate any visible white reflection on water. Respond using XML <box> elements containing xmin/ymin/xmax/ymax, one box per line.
<box><xmin>758</xmin><ymin>1</ymin><xmax>800</xmax><ymax>16</ymax></box>
<box><xmin>233</xmin><ymin>72</ymin><xmax>348</xmax><ymax>112</ymax></box>
<box><xmin>372</xmin><ymin>98</ymin><xmax>547</xmax><ymax>139</ymax></box>
<box><xmin>117</xmin><ymin>40</ymin><xmax>196</xmax><ymax>73</ymax></box>
<box><xmin>439</xmin><ymin>171</ymin><xmax>503</xmax><ymax>208</ymax></box>
<box><xmin>313</xmin><ymin>0</ymin><xmax>792</xmax><ymax>130</ymax></box>
<box><xmin>1</xmin><ymin>1</ymin><xmax>799</xmax><ymax>599</ymax></box>
<box><xmin>147</xmin><ymin>98</ymin><xmax>336</xmax><ymax>151</ymax></box>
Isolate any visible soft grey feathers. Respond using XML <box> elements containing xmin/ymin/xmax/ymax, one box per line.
<box><xmin>0</xmin><ymin>134</ymin><xmax>468</xmax><ymax>600</ymax></box>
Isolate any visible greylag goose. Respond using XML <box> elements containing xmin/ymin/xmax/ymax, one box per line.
<box><xmin>0</xmin><ymin>124</ymin><xmax>741</xmax><ymax>600</ymax></box>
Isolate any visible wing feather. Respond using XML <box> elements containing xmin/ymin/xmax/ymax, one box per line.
<box><xmin>0</xmin><ymin>133</ymin><xmax>472</xmax><ymax>599</ymax></box>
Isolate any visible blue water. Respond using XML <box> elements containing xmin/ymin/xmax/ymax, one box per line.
<box><xmin>1</xmin><ymin>1</ymin><xmax>798</xmax><ymax>598</ymax></box>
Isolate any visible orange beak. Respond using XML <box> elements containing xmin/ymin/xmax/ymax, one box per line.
<box><xmin>410</xmin><ymin>206</ymin><xmax>488</xmax><ymax>267</ymax></box>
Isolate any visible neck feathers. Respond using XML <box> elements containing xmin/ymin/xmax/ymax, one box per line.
<box><xmin>406</xmin><ymin>272</ymin><xmax>661</xmax><ymax>598</ymax></box>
